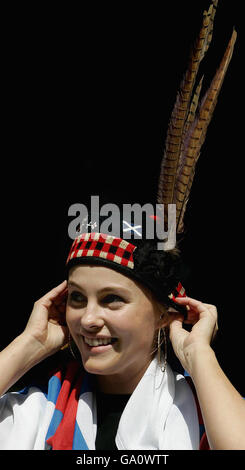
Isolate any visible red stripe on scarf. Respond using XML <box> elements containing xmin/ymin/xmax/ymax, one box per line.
<box><xmin>200</xmin><ymin>432</ymin><xmax>210</xmax><ymax>450</ymax></box>
<box><xmin>46</xmin><ymin>361</ymin><xmax>84</xmax><ymax>450</ymax></box>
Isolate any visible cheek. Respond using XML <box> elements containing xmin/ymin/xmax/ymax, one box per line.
<box><xmin>116</xmin><ymin>304</ymin><xmax>157</xmax><ymax>346</ymax></box>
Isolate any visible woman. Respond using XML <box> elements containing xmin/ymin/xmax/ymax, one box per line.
<box><xmin>0</xmin><ymin>227</ymin><xmax>244</xmax><ymax>450</ymax></box>
<box><xmin>1</xmin><ymin>2</ymin><xmax>243</xmax><ymax>450</ymax></box>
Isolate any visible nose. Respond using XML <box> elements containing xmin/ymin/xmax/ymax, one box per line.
<box><xmin>80</xmin><ymin>301</ymin><xmax>105</xmax><ymax>331</ymax></box>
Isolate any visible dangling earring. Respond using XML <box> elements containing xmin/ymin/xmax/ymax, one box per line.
<box><xmin>69</xmin><ymin>331</ymin><xmax>77</xmax><ymax>360</ymax></box>
<box><xmin>157</xmin><ymin>327</ymin><xmax>167</xmax><ymax>372</ymax></box>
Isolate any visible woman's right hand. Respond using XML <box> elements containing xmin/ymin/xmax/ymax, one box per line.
<box><xmin>0</xmin><ymin>281</ymin><xmax>69</xmax><ymax>396</ymax></box>
<box><xmin>23</xmin><ymin>280</ymin><xmax>69</xmax><ymax>358</ymax></box>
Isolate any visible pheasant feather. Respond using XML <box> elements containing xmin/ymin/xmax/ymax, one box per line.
<box><xmin>176</xmin><ymin>28</ymin><xmax>237</xmax><ymax>233</ymax></box>
<box><xmin>157</xmin><ymin>1</ymin><xmax>237</xmax><ymax>235</ymax></box>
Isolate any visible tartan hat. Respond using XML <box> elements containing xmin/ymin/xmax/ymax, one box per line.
<box><xmin>66</xmin><ymin>209</ymin><xmax>187</xmax><ymax>317</ymax></box>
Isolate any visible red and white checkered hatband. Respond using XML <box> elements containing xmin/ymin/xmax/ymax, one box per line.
<box><xmin>66</xmin><ymin>232</ymin><xmax>136</xmax><ymax>269</ymax></box>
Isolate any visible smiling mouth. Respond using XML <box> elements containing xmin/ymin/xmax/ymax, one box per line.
<box><xmin>83</xmin><ymin>337</ymin><xmax>118</xmax><ymax>347</ymax></box>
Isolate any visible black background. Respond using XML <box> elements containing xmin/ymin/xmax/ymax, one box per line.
<box><xmin>1</xmin><ymin>1</ymin><xmax>244</xmax><ymax>395</ymax></box>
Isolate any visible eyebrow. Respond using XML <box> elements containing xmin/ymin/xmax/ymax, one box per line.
<box><xmin>68</xmin><ymin>280</ymin><xmax>131</xmax><ymax>295</ymax></box>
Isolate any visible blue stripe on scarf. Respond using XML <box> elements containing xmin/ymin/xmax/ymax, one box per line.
<box><xmin>45</xmin><ymin>374</ymin><xmax>63</xmax><ymax>442</ymax></box>
<box><xmin>47</xmin><ymin>374</ymin><xmax>62</xmax><ymax>404</ymax></box>
<box><xmin>46</xmin><ymin>409</ymin><xmax>63</xmax><ymax>442</ymax></box>
<box><xmin>73</xmin><ymin>421</ymin><xmax>89</xmax><ymax>450</ymax></box>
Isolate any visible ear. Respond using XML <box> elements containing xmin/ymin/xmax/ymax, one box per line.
<box><xmin>153</xmin><ymin>298</ymin><xmax>182</xmax><ymax>329</ymax></box>
<box><xmin>156</xmin><ymin>305</ymin><xmax>181</xmax><ymax>330</ymax></box>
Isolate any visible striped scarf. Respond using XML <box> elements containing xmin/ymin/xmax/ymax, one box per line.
<box><xmin>45</xmin><ymin>361</ymin><xmax>89</xmax><ymax>450</ymax></box>
<box><xmin>43</xmin><ymin>360</ymin><xmax>209</xmax><ymax>450</ymax></box>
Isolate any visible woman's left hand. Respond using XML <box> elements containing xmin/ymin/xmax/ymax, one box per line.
<box><xmin>169</xmin><ymin>297</ymin><xmax>218</xmax><ymax>375</ymax></box>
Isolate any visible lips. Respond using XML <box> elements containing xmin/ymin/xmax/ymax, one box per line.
<box><xmin>84</xmin><ymin>336</ymin><xmax>117</xmax><ymax>347</ymax></box>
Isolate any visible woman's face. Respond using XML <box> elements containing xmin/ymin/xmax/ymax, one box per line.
<box><xmin>66</xmin><ymin>264</ymin><xmax>165</xmax><ymax>393</ymax></box>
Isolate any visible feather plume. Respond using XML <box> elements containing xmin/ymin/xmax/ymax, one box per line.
<box><xmin>157</xmin><ymin>1</ymin><xmax>237</xmax><ymax>235</ymax></box>
<box><xmin>176</xmin><ymin>28</ymin><xmax>237</xmax><ymax>233</ymax></box>
<box><xmin>157</xmin><ymin>2</ymin><xmax>217</xmax><ymax>208</ymax></box>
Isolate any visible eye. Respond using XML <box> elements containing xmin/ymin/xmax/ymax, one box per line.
<box><xmin>102</xmin><ymin>294</ymin><xmax>124</xmax><ymax>304</ymax></box>
<box><xmin>68</xmin><ymin>291</ymin><xmax>86</xmax><ymax>304</ymax></box>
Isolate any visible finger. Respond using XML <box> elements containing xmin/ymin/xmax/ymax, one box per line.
<box><xmin>46</xmin><ymin>281</ymin><xmax>68</xmax><ymax>300</ymax></box>
<box><xmin>174</xmin><ymin>296</ymin><xmax>210</xmax><ymax>317</ymax></box>
<box><xmin>175</xmin><ymin>297</ymin><xmax>219</xmax><ymax>331</ymax></box>
<box><xmin>170</xmin><ymin>300</ymin><xmax>200</xmax><ymax>325</ymax></box>
<box><xmin>53</xmin><ymin>288</ymin><xmax>68</xmax><ymax>307</ymax></box>
<box><xmin>169</xmin><ymin>318</ymin><xmax>189</xmax><ymax>344</ymax></box>
<box><xmin>48</xmin><ymin>303</ymin><xmax>67</xmax><ymax>324</ymax></box>
<box><xmin>174</xmin><ymin>296</ymin><xmax>204</xmax><ymax>307</ymax></box>
<box><xmin>39</xmin><ymin>281</ymin><xmax>68</xmax><ymax>308</ymax></box>
<box><xmin>49</xmin><ymin>316</ymin><xmax>67</xmax><ymax>327</ymax></box>
<box><xmin>49</xmin><ymin>294</ymin><xmax>68</xmax><ymax>323</ymax></box>
<box><xmin>185</xmin><ymin>309</ymin><xmax>200</xmax><ymax>325</ymax></box>
<box><xmin>203</xmin><ymin>303</ymin><xmax>218</xmax><ymax>321</ymax></box>
<box><xmin>169</xmin><ymin>320</ymin><xmax>181</xmax><ymax>344</ymax></box>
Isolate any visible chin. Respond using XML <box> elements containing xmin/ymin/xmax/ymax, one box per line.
<box><xmin>81</xmin><ymin>355</ymin><xmax>120</xmax><ymax>376</ymax></box>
